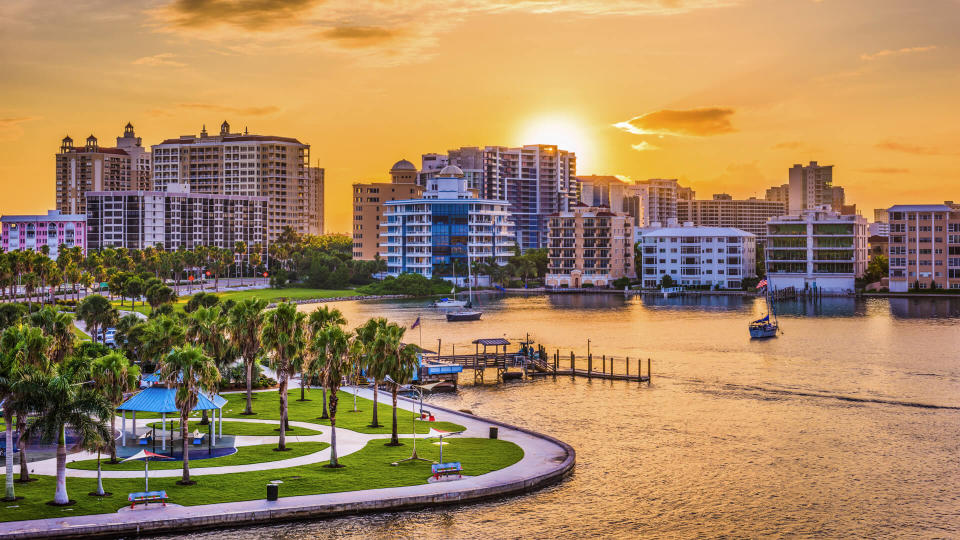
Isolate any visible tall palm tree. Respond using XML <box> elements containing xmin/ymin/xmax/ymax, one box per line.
<box><xmin>321</xmin><ymin>326</ymin><xmax>351</xmax><ymax>467</ymax></box>
<box><xmin>91</xmin><ymin>351</ymin><xmax>140</xmax><ymax>463</ymax></box>
<box><xmin>28</xmin><ymin>307</ymin><xmax>75</xmax><ymax>365</ymax></box>
<box><xmin>141</xmin><ymin>315</ymin><xmax>186</xmax><ymax>372</ymax></box>
<box><xmin>1</xmin><ymin>323</ymin><xmax>51</xmax><ymax>483</ymax></box>
<box><xmin>65</xmin><ymin>263</ymin><xmax>81</xmax><ymax>302</ymax></box>
<box><xmin>17</xmin><ymin>359</ymin><xmax>109</xmax><ymax>505</ymax></box>
<box><xmin>159</xmin><ymin>345</ymin><xmax>220</xmax><ymax>485</ymax></box>
<box><xmin>356</xmin><ymin>318</ymin><xmax>387</xmax><ymax>428</ymax></box>
<box><xmin>234</xmin><ymin>240</ymin><xmax>247</xmax><ymax>286</ymax></box>
<box><xmin>306</xmin><ymin>306</ymin><xmax>346</xmax><ymax>414</ymax></box>
<box><xmin>22</xmin><ymin>272</ymin><xmax>38</xmax><ymax>306</ymax></box>
<box><xmin>0</xmin><ymin>337</ymin><xmax>20</xmax><ymax>501</ymax></box>
<box><xmin>381</xmin><ymin>323</ymin><xmax>420</xmax><ymax>446</ymax></box>
<box><xmin>77</xmin><ymin>295</ymin><xmax>117</xmax><ymax>344</ymax></box>
<box><xmin>228</xmin><ymin>298</ymin><xmax>268</xmax><ymax>415</ymax></box>
<box><xmin>185</xmin><ymin>306</ymin><xmax>233</xmax><ymax>425</ymax></box>
<box><xmin>260</xmin><ymin>302</ymin><xmax>305</xmax><ymax>450</ymax></box>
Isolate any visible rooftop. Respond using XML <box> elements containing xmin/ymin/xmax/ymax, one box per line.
<box><xmin>887</xmin><ymin>204</ymin><xmax>953</xmax><ymax>212</ymax></box>
<box><xmin>640</xmin><ymin>226</ymin><xmax>755</xmax><ymax>238</ymax></box>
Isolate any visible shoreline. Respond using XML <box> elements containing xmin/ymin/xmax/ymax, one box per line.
<box><xmin>0</xmin><ymin>392</ymin><xmax>575</xmax><ymax>540</ymax></box>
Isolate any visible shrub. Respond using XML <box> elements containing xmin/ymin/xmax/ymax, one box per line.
<box><xmin>612</xmin><ymin>277</ymin><xmax>631</xmax><ymax>289</ymax></box>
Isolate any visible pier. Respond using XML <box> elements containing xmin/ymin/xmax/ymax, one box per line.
<box><xmin>427</xmin><ymin>337</ymin><xmax>652</xmax><ymax>385</ymax></box>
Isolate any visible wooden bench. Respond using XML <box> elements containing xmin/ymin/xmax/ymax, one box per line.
<box><xmin>431</xmin><ymin>462</ymin><xmax>462</xmax><ymax>480</ymax></box>
<box><xmin>127</xmin><ymin>490</ymin><xmax>168</xmax><ymax>509</ymax></box>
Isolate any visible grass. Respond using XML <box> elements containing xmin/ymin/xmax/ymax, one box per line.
<box><xmin>221</xmin><ymin>389</ymin><xmax>466</xmax><ymax>435</ymax></box>
<box><xmin>1</xmin><ymin>437</ymin><xmax>522</xmax><ymax>522</ymax></box>
<box><xmin>107</xmin><ymin>288</ymin><xmax>362</xmax><ymax>315</ymax></box>
<box><xmin>142</xmin><ymin>420</ymin><xmax>321</xmax><ymax>437</ymax></box>
<box><xmin>66</xmin><ymin>442</ymin><xmax>329</xmax><ymax>471</ymax></box>
<box><xmin>70</xmin><ymin>324</ymin><xmax>90</xmax><ymax>341</ymax></box>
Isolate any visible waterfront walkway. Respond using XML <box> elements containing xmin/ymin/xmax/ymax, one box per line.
<box><xmin>0</xmin><ymin>388</ymin><xmax>574</xmax><ymax>540</ymax></box>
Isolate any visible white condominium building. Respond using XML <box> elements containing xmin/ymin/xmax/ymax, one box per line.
<box><xmin>766</xmin><ymin>207</ymin><xmax>868</xmax><ymax>293</ymax></box>
<box><xmin>639</xmin><ymin>225</ymin><xmax>756</xmax><ymax>289</ymax></box>
<box><xmin>381</xmin><ymin>166</ymin><xmax>514</xmax><ymax>280</ymax></box>
<box><xmin>152</xmin><ymin>121</ymin><xmax>322</xmax><ymax>242</ymax></box>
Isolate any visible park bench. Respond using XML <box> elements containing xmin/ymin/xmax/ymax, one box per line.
<box><xmin>192</xmin><ymin>430</ymin><xmax>206</xmax><ymax>445</ymax></box>
<box><xmin>127</xmin><ymin>490</ymin><xmax>168</xmax><ymax>509</ymax></box>
<box><xmin>431</xmin><ymin>462</ymin><xmax>462</xmax><ymax>480</ymax></box>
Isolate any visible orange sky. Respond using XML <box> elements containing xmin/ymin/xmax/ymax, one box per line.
<box><xmin>1</xmin><ymin>0</ymin><xmax>958</xmax><ymax>232</ymax></box>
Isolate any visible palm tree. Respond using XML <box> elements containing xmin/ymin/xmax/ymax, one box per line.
<box><xmin>17</xmin><ymin>360</ymin><xmax>110</xmax><ymax>505</ymax></box>
<box><xmin>65</xmin><ymin>263</ymin><xmax>81</xmax><ymax>302</ymax></box>
<box><xmin>320</xmin><ymin>326</ymin><xmax>351</xmax><ymax>467</ymax></box>
<box><xmin>260</xmin><ymin>302</ymin><xmax>306</xmax><ymax>450</ymax></box>
<box><xmin>1</xmin><ymin>323</ymin><xmax>51</xmax><ymax>483</ymax></box>
<box><xmin>514</xmin><ymin>256</ymin><xmax>538</xmax><ymax>287</ymax></box>
<box><xmin>159</xmin><ymin>345</ymin><xmax>220</xmax><ymax>485</ymax></box>
<box><xmin>185</xmin><ymin>306</ymin><xmax>233</xmax><ymax>425</ymax></box>
<box><xmin>28</xmin><ymin>307</ymin><xmax>75</xmax><ymax>364</ymax></box>
<box><xmin>141</xmin><ymin>315</ymin><xmax>186</xmax><ymax>372</ymax></box>
<box><xmin>47</xmin><ymin>266</ymin><xmax>63</xmax><ymax>303</ymax></box>
<box><xmin>234</xmin><ymin>240</ymin><xmax>247</xmax><ymax>286</ymax></box>
<box><xmin>0</xmin><ymin>337</ymin><xmax>20</xmax><ymax>501</ymax></box>
<box><xmin>356</xmin><ymin>318</ymin><xmax>386</xmax><ymax>428</ymax></box>
<box><xmin>91</xmin><ymin>351</ymin><xmax>140</xmax><ymax>463</ymax></box>
<box><xmin>22</xmin><ymin>272</ymin><xmax>38</xmax><ymax>306</ymax></box>
<box><xmin>228</xmin><ymin>298</ymin><xmax>268</xmax><ymax>415</ymax></box>
<box><xmin>306</xmin><ymin>306</ymin><xmax>346</xmax><ymax>414</ymax></box>
<box><xmin>381</xmin><ymin>323</ymin><xmax>420</xmax><ymax>446</ymax></box>
<box><xmin>77</xmin><ymin>295</ymin><xmax>117</xmax><ymax>345</ymax></box>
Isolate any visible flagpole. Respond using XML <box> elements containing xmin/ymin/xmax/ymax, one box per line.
<box><xmin>419</xmin><ymin>313</ymin><xmax>422</xmax><ymax>348</ymax></box>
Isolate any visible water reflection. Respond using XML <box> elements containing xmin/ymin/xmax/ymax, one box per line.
<box><xmin>889</xmin><ymin>296</ymin><xmax>960</xmax><ymax>318</ymax></box>
<box><xmin>773</xmin><ymin>297</ymin><xmax>862</xmax><ymax>317</ymax></box>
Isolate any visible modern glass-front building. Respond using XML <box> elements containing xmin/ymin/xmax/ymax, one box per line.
<box><xmin>381</xmin><ymin>165</ymin><xmax>514</xmax><ymax>281</ymax></box>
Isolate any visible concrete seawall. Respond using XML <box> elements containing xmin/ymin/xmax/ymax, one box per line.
<box><xmin>0</xmin><ymin>398</ymin><xmax>574</xmax><ymax>540</ymax></box>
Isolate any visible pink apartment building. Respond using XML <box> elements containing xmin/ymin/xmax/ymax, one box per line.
<box><xmin>887</xmin><ymin>203</ymin><xmax>960</xmax><ymax>291</ymax></box>
<box><xmin>1</xmin><ymin>210</ymin><xmax>86</xmax><ymax>260</ymax></box>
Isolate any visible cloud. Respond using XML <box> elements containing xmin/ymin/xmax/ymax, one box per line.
<box><xmin>861</xmin><ymin>167</ymin><xmax>909</xmax><ymax>174</ymax></box>
<box><xmin>614</xmin><ymin>107</ymin><xmax>736</xmax><ymax>137</ymax></box>
<box><xmin>631</xmin><ymin>141</ymin><xmax>659</xmax><ymax>152</ymax></box>
<box><xmin>159</xmin><ymin>0</ymin><xmax>320</xmax><ymax>31</ymax></box>
<box><xmin>0</xmin><ymin>116</ymin><xmax>39</xmax><ymax>142</ymax></box>
<box><xmin>860</xmin><ymin>45</ymin><xmax>936</xmax><ymax>61</ymax></box>
<box><xmin>772</xmin><ymin>141</ymin><xmax>802</xmax><ymax>150</ymax></box>
<box><xmin>876</xmin><ymin>140</ymin><xmax>949</xmax><ymax>156</ymax></box>
<box><xmin>150</xmin><ymin>0</ymin><xmax>737</xmax><ymax>64</ymax></box>
<box><xmin>149</xmin><ymin>103</ymin><xmax>281</xmax><ymax>117</ymax></box>
<box><xmin>319</xmin><ymin>26</ymin><xmax>400</xmax><ymax>48</ymax></box>
<box><xmin>132</xmin><ymin>53</ymin><xmax>186</xmax><ymax>67</ymax></box>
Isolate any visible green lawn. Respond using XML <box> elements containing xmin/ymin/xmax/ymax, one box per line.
<box><xmin>66</xmin><ymin>442</ymin><xmax>329</xmax><ymax>471</ymax></box>
<box><xmin>70</xmin><ymin>324</ymin><xmax>90</xmax><ymax>341</ymax></box>
<box><xmin>142</xmin><ymin>420</ymin><xmax>321</xmax><ymax>437</ymax></box>
<box><xmin>221</xmin><ymin>389</ymin><xmax>466</xmax><ymax>435</ymax></box>
<box><xmin>1</xmin><ymin>437</ymin><xmax>523</xmax><ymax>522</ymax></box>
<box><xmin>107</xmin><ymin>288</ymin><xmax>361</xmax><ymax>315</ymax></box>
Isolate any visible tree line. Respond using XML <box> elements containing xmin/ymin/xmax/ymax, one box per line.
<box><xmin>0</xmin><ymin>296</ymin><xmax>420</xmax><ymax>505</ymax></box>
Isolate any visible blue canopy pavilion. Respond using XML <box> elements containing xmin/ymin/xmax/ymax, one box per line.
<box><xmin>117</xmin><ymin>386</ymin><xmax>227</xmax><ymax>449</ymax></box>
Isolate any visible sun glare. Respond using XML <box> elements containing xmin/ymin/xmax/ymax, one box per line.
<box><xmin>519</xmin><ymin>116</ymin><xmax>590</xmax><ymax>162</ymax></box>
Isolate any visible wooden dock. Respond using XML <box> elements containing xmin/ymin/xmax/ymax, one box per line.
<box><xmin>427</xmin><ymin>339</ymin><xmax>652</xmax><ymax>385</ymax></box>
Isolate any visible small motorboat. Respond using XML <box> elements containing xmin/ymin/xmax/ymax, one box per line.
<box><xmin>433</xmin><ymin>297</ymin><xmax>467</xmax><ymax>308</ymax></box>
<box><xmin>446</xmin><ymin>310</ymin><xmax>482</xmax><ymax>322</ymax></box>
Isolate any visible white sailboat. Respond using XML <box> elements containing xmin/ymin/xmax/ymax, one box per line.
<box><xmin>448</xmin><ymin>249</ymin><xmax>481</xmax><ymax>322</ymax></box>
<box><xmin>433</xmin><ymin>262</ymin><xmax>467</xmax><ymax>307</ymax></box>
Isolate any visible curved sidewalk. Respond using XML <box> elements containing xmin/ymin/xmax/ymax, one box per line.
<box><xmin>0</xmin><ymin>390</ymin><xmax>575</xmax><ymax>540</ymax></box>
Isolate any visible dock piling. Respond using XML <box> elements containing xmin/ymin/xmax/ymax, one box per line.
<box><xmin>647</xmin><ymin>358</ymin><xmax>652</xmax><ymax>384</ymax></box>
<box><xmin>587</xmin><ymin>354</ymin><xmax>592</xmax><ymax>379</ymax></box>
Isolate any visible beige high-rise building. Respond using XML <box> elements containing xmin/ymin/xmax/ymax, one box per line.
<box><xmin>788</xmin><ymin>161</ymin><xmax>835</xmax><ymax>214</ymax></box>
<box><xmin>765</xmin><ymin>183</ymin><xmax>789</xmax><ymax>210</ymax></box>
<box><xmin>55</xmin><ymin>123</ymin><xmax>152</xmax><ymax>215</ymax></box>
<box><xmin>545</xmin><ymin>202</ymin><xmax>636</xmax><ymax>288</ymax></box>
<box><xmin>151</xmin><ymin>121</ymin><xmax>321</xmax><ymax>242</ymax></box>
<box><xmin>352</xmin><ymin>160</ymin><xmax>423</xmax><ymax>260</ymax></box>
<box><xmin>677</xmin><ymin>195</ymin><xmax>786</xmax><ymax>242</ymax></box>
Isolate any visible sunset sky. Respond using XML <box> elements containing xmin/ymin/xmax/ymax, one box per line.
<box><xmin>1</xmin><ymin>0</ymin><xmax>958</xmax><ymax>232</ymax></box>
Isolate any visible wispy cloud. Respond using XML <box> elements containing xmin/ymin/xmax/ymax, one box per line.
<box><xmin>0</xmin><ymin>115</ymin><xmax>39</xmax><ymax>141</ymax></box>
<box><xmin>614</xmin><ymin>107</ymin><xmax>736</xmax><ymax>137</ymax></box>
<box><xmin>631</xmin><ymin>141</ymin><xmax>659</xmax><ymax>152</ymax></box>
<box><xmin>772</xmin><ymin>141</ymin><xmax>803</xmax><ymax>150</ymax></box>
<box><xmin>132</xmin><ymin>53</ymin><xmax>186</xmax><ymax>67</ymax></box>
<box><xmin>319</xmin><ymin>26</ymin><xmax>401</xmax><ymax>48</ymax></box>
<box><xmin>876</xmin><ymin>140</ymin><xmax>950</xmax><ymax>156</ymax></box>
<box><xmin>860</xmin><ymin>45</ymin><xmax>936</xmax><ymax>61</ymax></box>
<box><xmin>149</xmin><ymin>103</ymin><xmax>281</xmax><ymax>117</ymax></box>
<box><xmin>861</xmin><ymin>167</ymin><xmax>909</xmax><ymax>174</ymax></box>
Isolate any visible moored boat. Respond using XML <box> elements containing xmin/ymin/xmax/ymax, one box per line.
<box><xmin>447</xmin><ymin>310</ymin><xmax>482</xmax><ymax>322</ymax></box>
<box><xmin>433</xmin><ymin>297</ymin><xmax>468</xmax><ymax>308</ymax></box>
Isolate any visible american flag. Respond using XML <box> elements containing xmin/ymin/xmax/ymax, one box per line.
<box><xmin>756</xmin><ymin>279</ymin><xmax>768</xmax><ymax>289</ymax></box>
<box><xmin>410</xmin><ymin>316</ymin><xmax>421</xmax><ymax>329</ymax></box>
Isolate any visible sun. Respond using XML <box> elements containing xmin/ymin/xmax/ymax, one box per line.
<box><xmin>519</xmin><ymin>115</ymin><xmax>590</xmax><ymax>162</ymax></box>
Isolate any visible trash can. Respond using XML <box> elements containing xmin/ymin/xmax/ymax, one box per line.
<box><xmin>266</xmin><ymin>483</ymin><xmax>279</xmax><ymax>501</ymax></box>
<box><xmin>489</xmin><ymin>426</ymin><xmax>498</xmax><ymax>440</ymax></box>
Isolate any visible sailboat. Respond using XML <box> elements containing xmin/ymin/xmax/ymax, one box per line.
<box><xmin>433</xmin><ymin>263</ymin><xmax>467</xmax><ymax>307</ymax></box>
<box><xmin>447</xmin><ymin>251</ymin><xmax>482</xmax><ymax>322</ymax></box>
<box><xmin>749</xmin><ymin>278</ymin><xmax>779</xmax><ymax>338</ymax></box>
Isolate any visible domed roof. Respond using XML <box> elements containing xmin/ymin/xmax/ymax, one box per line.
<box><xmin>439</xmin><ymin>165</ymin><xmax>465</xmax><ymax>178</ymax></box>
<box><xmin>391</xmin><ymin>159</ymin><xmax>416</xmax><ymax>171</ymax></box>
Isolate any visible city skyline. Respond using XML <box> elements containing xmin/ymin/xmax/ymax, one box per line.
<box><xmin>1</xmin><ymin>1</ymin><xmax>958</xmax><ymax>232</ymax></box>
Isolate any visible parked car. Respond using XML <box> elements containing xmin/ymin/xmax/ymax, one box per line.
<box><xmin>95</xmin><ymin>328</ymin><xmax>117</xmax><ymax>348</ymax></box>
